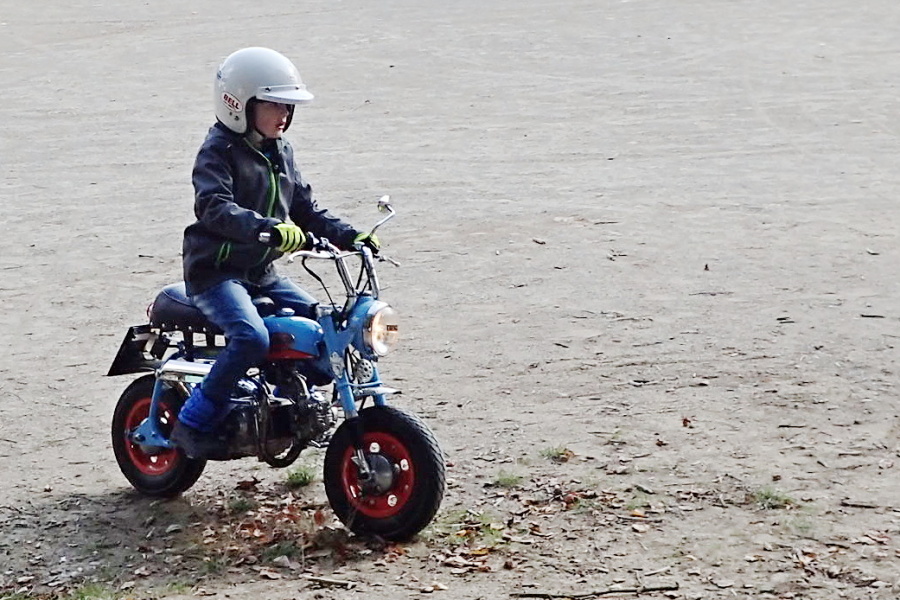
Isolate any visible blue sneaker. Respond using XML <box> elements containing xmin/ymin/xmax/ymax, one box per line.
<box><xmin>177</xmin><ymin>386</ymin><xmax>220</xmax><ymax>431</ymax></box>
<box><xmin>171</xmin><ymin>387</ymin><xmax>227</xmax><ymax>459</ymax></box>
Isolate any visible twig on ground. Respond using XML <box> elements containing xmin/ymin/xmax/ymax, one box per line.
<box><xmin>302</xmin><ymin>575</ymin><xmax>357</xmax><ymax>588</ymax></box>
<box><xmin>511</xmin><ymin>583</ymin><xmax>679</xmax><ymax>598</ymax></box>
<box><xmin>840</xmin><ymin>499</ymin><xmax>880</xmax><ymax>509</ymax></box>
<box><xmin>612</xmin><ymin>514</ymin><xmax>664</xmax><ymax>523</ymax></box>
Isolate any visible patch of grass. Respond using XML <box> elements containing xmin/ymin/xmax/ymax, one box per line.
<box><xmin>427</xmin><ymin>507</ymin><xmax>469</xmax><ymax>529</ymax></box>
<box><xmin>492</xmin><ymin>470</ymin><xmax>523</xmax><ymax>488</ymax></box>
<box><xmin>540</xmin><ymin>446</ymin><xmax>575</xmax><ymax>463</ymax></box>
<box><xmin>199</xmin><ymin>556</ymin><xmax>228</xmax><ymax>575</ymax></box>
<box><xmin>262</xmin><ymin>540</ymin><xmax>303</xmax><ymax>561</ymax></box>
<box><xmin>285</xmin><ymin>465</ymin><xmax>316</xmax><ymax>489</ymax></box>
<box><xmin>227</xmin><ymin>495</ymin><xmax>258</xmax><ymax>514</ymax></box>
<box><xmin>625</xmin><ymin>492</ymin><xmax>652</xmax><ymax>511</ymax></box>
<box><xmin>787</xmin><ymin>515</ymin><xmax>815</xmax><ymax>537</ymax></box>
<box><xmin>68</xmin><ymin>584</ymin><xmax>119</xmax><ymax>600</ymax></box>
<box><xmin>2</xmin><ymin>593</ymin><xmax>38</xmax><ymax>600</ymax></box>
<box><xmin>753</xmin><ymin>487</ymin><xmax>795</xmax><ymax>510</ymax></box>
<box><xmin>98</xmin><ymin>563</ymin><xmax>134</xmax><ymax>584</ymax></box>
<box><xmin>162</xmin><ymin>581</ymin><xmax>194</xmax><ymax>595</ymax></box>
<box><xmin>423</xmin><ymin>508</ymin><xmax>505</xmax><ymax>548</ymax></box>
<box><xmin>419</xmin><ymin>507</ymin><xmax>467</xmax><ymax>544</ymax></box>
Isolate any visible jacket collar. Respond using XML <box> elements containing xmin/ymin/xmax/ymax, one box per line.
<box><xmin>212</xmin><ymin>121</ymin><xmax>285</xmax><ymax>155</ymax></box>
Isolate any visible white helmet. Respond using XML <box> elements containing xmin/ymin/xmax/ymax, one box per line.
<box><xmin>214</xmin><ymin>47</ymin><xmax>314</xmax><ymax>134</ymax></box>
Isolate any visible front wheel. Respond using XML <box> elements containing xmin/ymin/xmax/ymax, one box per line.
<box><xmin>324</xmin><ymin>406</ymin><xmax>445</xmax><ymax>541</ymax></box>
<box><xmin>111</xmin><ymin>375</ymin><xmax>206</xmax><ymax>497</ymax></box>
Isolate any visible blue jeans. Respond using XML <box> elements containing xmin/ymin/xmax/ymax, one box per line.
<box><xmin>190</xmin><ymin>277</ymin><xmax>317</xmax><ymax>404</ymax></box>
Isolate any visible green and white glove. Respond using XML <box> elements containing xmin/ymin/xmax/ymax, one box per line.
<box><xmin>353</xmin><ymin>232</ymin><xmax>381</xmax><ymax>253</ymax></box>
<box><xmin>272</xmin><ymin>223</ymin><xmax>308</xmax><ymax>253</ymax></box>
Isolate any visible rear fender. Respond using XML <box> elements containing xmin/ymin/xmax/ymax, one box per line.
<box><xmin>107</xmin><ymin>325</ymin><xmax>165</xmax><ymax>376</ymax></box>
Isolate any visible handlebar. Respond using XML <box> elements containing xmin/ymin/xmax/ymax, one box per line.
<box><xmin>258</xmin><ymin>231</ymin><xmax>360</xmax><ymax>262</ymax></box>
<box><xmin>287</xmin><ymin>240</ymin><xmax>399</xmax><ymax>267</ymax></box>
<box><xmin>259</xmin><ymin>195</ymin><xmax>400</xmax><ymax>267</ymax></box>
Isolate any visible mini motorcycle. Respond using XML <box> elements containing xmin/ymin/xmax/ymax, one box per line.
<box><xmin>107</xmin><ymin>197</ymin><xmax>445</xmax><ymax>541</ymax></box>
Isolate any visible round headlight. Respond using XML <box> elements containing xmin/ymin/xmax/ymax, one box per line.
<box><xmin>365</xmin><ymin>304</ymin><xmax>400</xmax><ymax>356</ymax></box>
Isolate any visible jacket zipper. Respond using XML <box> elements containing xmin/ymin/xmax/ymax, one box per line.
<box><xmin>215</xmin><ymin>241</ymin><xmax>232</xmax><ymax>267</ymax></box>
<box><xmin>245</xmin><ymin>140</ymin><xmax>279</xmax><ymax>270</ymax></box>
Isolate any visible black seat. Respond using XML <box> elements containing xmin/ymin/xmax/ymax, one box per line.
<box><xmin>149</xmin><ymin>283</ymin><xmax>279</xmax><ymax>333</ymax></box>
<box><xmin>149</xmin><ymin>283</ymin><xmax>220</xmax><ymax>333</ymax></box>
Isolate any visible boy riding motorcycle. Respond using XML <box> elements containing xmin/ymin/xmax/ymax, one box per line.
<box><xmin>172</xmin><ymin>47</ymin><xmax>379</xmax><ymax>458</ymax></box>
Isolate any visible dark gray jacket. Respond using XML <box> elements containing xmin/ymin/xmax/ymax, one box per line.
<box><xmin>183</xmin><ymin>123</ymin><xmax>358</xmax><ymax>295</ymax></box>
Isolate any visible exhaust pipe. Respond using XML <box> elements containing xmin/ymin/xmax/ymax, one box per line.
<box><xmin>157</xmin><ymin>358</ymin><xmax>213</xmax><ymax>384</ymax></box>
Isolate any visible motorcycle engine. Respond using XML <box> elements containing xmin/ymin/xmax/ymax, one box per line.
<box><xmin>219</xmin><ymin>379</ymin><xmax>336</xmax><ymax>460</ymax></box>
<box><xmin>266</xmin><ymin>367</ymin><xmax>337</xmax><ymax>445</ymax></box>
<box><xmin>219</xmin><ymin>388</ymin><xmax>262</xmax><ymax>459</ymax></box>
<box><xmin>218</xmin><ymin>380</ymin><xmax>291</xmax><ymax>459</ymax></box>
<box><xmin>219</xmin><ymin>400</ymin><xmax>256</xmax><ymax>459</ymax></box>
<box><xmin>292</xmin><ymin>389</ymin><xmax>337</xmax><ymax>445</ymax></box>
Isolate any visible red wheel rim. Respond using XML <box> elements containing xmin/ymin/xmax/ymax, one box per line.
<box><xmin>340</xmin><ymin>432</ymin><xmax>415</xmax><ymax>519</ymax></box>
<box><xmin>123</xmin><ymin>396</ymin><xmax>180</xmax><ymax>476</ymax></box>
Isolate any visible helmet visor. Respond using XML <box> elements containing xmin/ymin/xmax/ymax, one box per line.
<box><xmin>256</xmin><ymin>84</ymin><xmax>314</xmax><ymax>104</ymax></box>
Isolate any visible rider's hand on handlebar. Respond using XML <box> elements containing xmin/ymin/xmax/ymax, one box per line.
<box><xmin>353</xmin><ymin>232</ymin><xmax>381</xmax><ymax>254</ymax></box>
<box><xmin>268</xmin><ymin>223</ymin><xmax>310</xmax><ymax>253</ymax></box>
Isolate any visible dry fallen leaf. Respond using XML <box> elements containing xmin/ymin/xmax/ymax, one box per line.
<box><xmin>313</xmin><ymin>509</ymin><xmax>328</xmax><ymax>526</ymax></box>
<box><xmin>557</xmin><ymin>449</ymin><xmax>576</xmax><ymax>463</ymax></box>
<box><xmin>235</xmin><ymin>477</ymin><xmax>260</xmax><ymax>490</ymax></box>
<box><xmin>272</xmin><ymin>555</ymin><xmax>299</xmax><ymax>570</ymax></box>
<box><xmin>258</xmin><ymin>567</ymin><xmax>282</xmax><ymax>580</ymax></box>
<box><xmin>744</xmin><ymin>554</ymin><xmax>764</xmax><ymax>562</ymax></box>
<box><xmin>860</xmin><ymin>532</ymin><xmax>890</xmax><ymax>545</ymax></box>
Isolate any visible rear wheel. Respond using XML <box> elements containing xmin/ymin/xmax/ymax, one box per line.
<box><xmin>324</xmin><ymin>406</ymin><xmax>445</xmax><ymax>541</ymax></box>
<box><xmin>111</xmin><ymin>375</ymin><xmax>206</xmax><ymax>497</ymax></box>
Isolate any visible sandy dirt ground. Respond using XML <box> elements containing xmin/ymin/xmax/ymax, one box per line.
<box><xmin>1</xmin><ymin>1</ymin><xmax>900</xmax><ymax>598</ymax></box>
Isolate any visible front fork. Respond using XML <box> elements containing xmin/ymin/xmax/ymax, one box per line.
<box><xmin>130</xmin><ymin>378</ymin><xmax>183</xmax><ymax>451</ymax></box>
<box><xmin>350</xmin><ymin>420</ymin><xmax>374</xmax><ymax>483</ymax></box>
<box><xmin>332</xmin><ymin>352</ymin><xmax>397</xmax><ymax>486</ymax></box>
